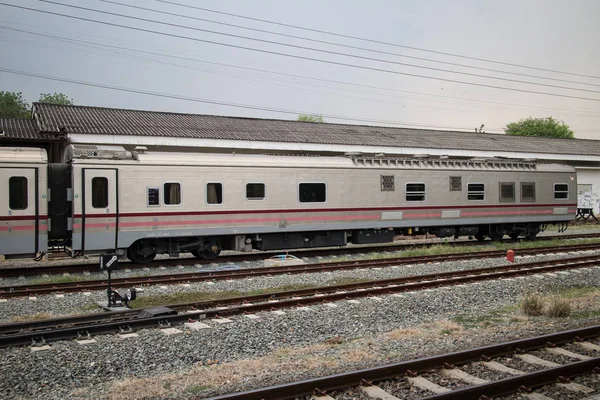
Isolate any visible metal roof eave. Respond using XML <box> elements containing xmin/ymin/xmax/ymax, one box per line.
<box><xmin>67</xmin><ymin>133</ymin><xmax>600</xmax><ymax>163</ymax></box>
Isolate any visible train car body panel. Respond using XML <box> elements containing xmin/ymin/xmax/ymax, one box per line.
<box><xmin>0</xmin><ymin>148</ymin><xmax>48</xmax><ymax>257</ymax></box>
<box><xmin>65</xmin><ymin>149</ymin><xmax>576</xmax><ymax>256</ymax></box>
<box><xmin>0</xmin><ymin>145</ymin><xmax>579</xmax><ymax>259</ymax></box>
<box><xmin>71</xmin><ymin>167</ymin><xmax>119</xmax><ymax>252</ymax></box>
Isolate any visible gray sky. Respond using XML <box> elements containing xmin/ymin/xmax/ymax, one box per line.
<box><xmin>1</xmin><ymin>0</ymin><xmax>599</xmax><ymax>137</ymax></box>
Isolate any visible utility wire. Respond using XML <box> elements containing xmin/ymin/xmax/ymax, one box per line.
<box><xmin>3</xmin><ymin>2</ymin><xmax>600</xmax><ymax>102</ymax></box>
<box><xmin>3</xmin><ymin>25</ymin><xmax>597</xmax><ymax>117</ymax></box>
<box><xmin>99</xmin><ymin>0</ymin><xmax>599</xmax><ymax>88</ymax></box>
<box><xmin>38</xmin><ymin>0</ymin><xmax>600</xmax><ymax>94</ymax></box>
<box><xmin>158</xmin><ymin>0</ymin><xmax>600</xmax><ymax>81</ymax></box>
<box><xmin>0</xmin><ymin>67</ymin><xmax>494</xmax><ymax>131</ymax></box>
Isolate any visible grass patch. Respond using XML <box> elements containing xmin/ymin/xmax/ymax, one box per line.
<box><xmin>453</xmin><ymin>306</ymin><xmax>516</xmax><ymax>328</ymax></box>
<box><xmin>29</xmin><ymin>274</ymin><xmax>92</xmax><ymax>285</ymax></box>
<box><xmin>10</xmin><ymin>312</ymin><xmax>54</xmax><ymax>322</ymax></box>
<box><xmin>129</xmin><ymin>284</ymin><xmax>317</xmax><ymax>309</ymax></box>
<box><xmin>547</xmin><ymin>286</ymin><xmax>600</xmax><ymax>299</ymax></box>
<box><xmin>453</xmin><ymin>313</ymin><xmax>505</xmax><ymax>328</ymax></box>
<box><xmin>327</xmin><ymin>277</ymin><xmax>373</xmax><ymax>286</ymax></box>
<box><xmin>571</xmin><ymin>309</ymin><xmax>600</xmax><ymax>319</ymax></box>
<box><xmin>184</xmin><ymin>384</ymin><xmax>211</xmax><ymax>394</ymax></box>
<box><xmin>521</xmin><ymin>293</ymin><xmax>545</xmax><ymax>316</ymax></box>
<box><xmin>546</xmin><ymin>296</ymin><xmax>571</xmax><ymax>318</ymax></box>
<box><xmin>80</xmin><ymin>303</ymin><xmax>100</xmax><ymax>312</ymax></box>
<box><xmin>375</xmin><ymin>238</ymin><xmax>600</xmax><ymax>260</ymax></box>
<box><xmin>519</xmin><ymin>287</ymin><xmax>600</xmax><ymax>319</ymax></box>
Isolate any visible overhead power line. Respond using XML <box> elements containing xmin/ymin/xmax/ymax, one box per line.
<box><xmin>98</xmin><ymin>0</ymin><xmax>599</xmax><ymax>89</ymax></box>
<box><xmin>0</xmin><ymin>67</ymin><xmax>497</xmax><ymax>131</ymax></box>
<box><xmin>2</xmin><ymin>24</ymin><xmax>598</xmax><ymax>118</ymax></box>
<box><xmin>37</xmin><ymin>0</ymin><xmax>600</xmax><ymax>94</ymax></box>
<box><xmin>2</xmin><ymin>2</ymin><xmax>600</xmax><ymax>103</ymax></box>
<box><xmin>158</xmin><ymin>0</ymin><xmax>600</xmax><ymax>81</ymax></box>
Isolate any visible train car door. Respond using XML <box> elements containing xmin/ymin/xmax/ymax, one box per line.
<box><xmin>81</xmin><ymin>168</ymin><xmax>118</xmax><ymax>253</ymax></box>
<box><xmin>0</xmin><ymin>167</ymin><xmax>39</xmax><ymax>255</ymax></box>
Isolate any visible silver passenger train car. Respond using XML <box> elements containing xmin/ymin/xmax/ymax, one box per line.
<box><xmin>0</xmin><ymin>145</ymin><xmax>577</xmax><ymax>262</ymax></box>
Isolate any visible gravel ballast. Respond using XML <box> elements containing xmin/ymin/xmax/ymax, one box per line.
<box><xmin>0</xmin><ymin>250</ymin><xmax>600</xmax><ymax>399</ymax></box>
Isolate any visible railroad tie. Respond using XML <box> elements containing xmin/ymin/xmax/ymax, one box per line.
<box><xmin>360</xmin><ymin>385</ymin><xmax>401</xmax><ymax>400</ymax></box>
<box><xmin>407</xmin><ymin>376</ymin><xmax>451</xmax><ymax>394</ymax></box>
<box><xmin>441</xmin><ymin>368</ymin><xmax>488</xmax><ymax>385</ymax></box>
<box><xmin>311</xmin><ymin>396</ymin><xmax>335</xmax><ymax>400</ymax></box>
<box><xmin>556</xmin><ymin>382</ymin><xmax>595</xmax><ymax>394</ymax></box>
<box><xmin>576</xmin><ymin>341</ymin><xmax>600</xmax><ymax>352</ymax></box>
<box><xmin>545</xmin><ymin>347</ymin><xmax>592</xmax><ymax>360</ymax></box>
<box><xmin>515</xmin><ymin>354</ymin><xmax>560</xmax><ymax>368</ymax></box>
<box><xmin>480</xmin><ymin>361</ymin><xmax>525</xmax><ymax>375</ymax></box>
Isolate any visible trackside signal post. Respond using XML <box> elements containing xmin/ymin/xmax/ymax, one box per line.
<box><xmin>99</xmin><ymin>254</ymin><xmax>136</xmax><ymax>308</ymax></box>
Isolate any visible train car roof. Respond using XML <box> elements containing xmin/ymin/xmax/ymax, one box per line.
<box><xmin>0</xmin><ymin>147</ymin><xmax>48</xmax><ymax>163</ymax></box>
<box><xmin>65</xmin><ymin>145</ymin><xmax>575</xmax><ymax>173</ymax></box>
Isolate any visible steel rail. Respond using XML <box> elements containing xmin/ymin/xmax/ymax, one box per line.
<box><xmin>1</xmin><ymin>232</ymin><xmax>598</xmax><ymax>278</ymax></box>
<box><xmin>3</xmin><ymin>242</ymin><xmax>600</xmax><ymax>298</ymax></box>
<box><xmin>422</xmin><ymin>359</ymin><xmax>600</xmax><ymax>399</ymax></box>
<box><xmin>202</xmin><ymin>325</ymin><xmax>600</xmax><ymax>400</ymax></box>
<box><xmin>1</xmin><ymin>254</ymin><xmax>599</xmax><ymax>347</ymax></box>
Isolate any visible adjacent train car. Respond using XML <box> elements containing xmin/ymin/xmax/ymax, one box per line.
<box><xmin>0</xmin><ymin>145</ymin><xmax>577</xmax><ymax>262</ymax></box>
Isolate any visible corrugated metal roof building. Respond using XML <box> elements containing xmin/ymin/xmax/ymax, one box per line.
<box><xmin>31</xmin><ymin>102</ymin><xmax>600</xmax><ymax>163</ymax></box>
<box><xmin>0</xmin><ymin>117</ymin><xmax>64</xmax><ymax>161</ymax></box>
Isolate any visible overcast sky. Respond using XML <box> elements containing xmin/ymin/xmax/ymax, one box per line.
<box><xmin>1</xmin><ymin>0</ymin><xmax>599</xmax><ymax>138</ymax></box>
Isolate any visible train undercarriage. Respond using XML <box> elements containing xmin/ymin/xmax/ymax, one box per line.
<box><xmin>123</xmin><ymin>222</ymin><xmax>556</xmax><ymax>263</ymax></box>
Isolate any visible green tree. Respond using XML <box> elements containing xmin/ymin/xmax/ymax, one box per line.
<box><xmin>297</xmin><ymin>114</ymin><xmax>325</xmax><ymax>123</ymax></box>
<box><xmin>505</xmin><ymin>117</ymin><xmax>574</xmax><ymax>139</ymax></box>
<box><xmin>0</xmin><ymin>91</ymin><xmax>30</xmax><ymax>118</ymax></box>
<box><xmin>38</xmin><ymin>92</ymin><xmax>74</xmax><ymax>105</ymax></box>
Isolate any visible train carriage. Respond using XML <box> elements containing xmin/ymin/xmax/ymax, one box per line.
<box><xmin>0</xmin><ymin>145</ymin><xmax>577</xmax><ymax>262</ymax></box>
<box><xmin>0</xmin><ymin>147</ymin><xmax>48</xmax><ymax>257</ymax></box>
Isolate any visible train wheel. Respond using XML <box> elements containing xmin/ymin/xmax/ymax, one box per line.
<box><xmin>525</xmin><ymin>231</ymin><xmax>538</xmax><ymax>239</ymax></box>
<box><xmin>509</xmin><ymin>232</ymin><xmax>520</xmax><ymax>240</ymax></box>
<box><xmin>525</xmin><ymin>224</ymin><xmax>540</xmax><ymax>239</ymax></box>
<box><xmin>489</xmin><ymin>227</ymin><xmax>504</xmax><ymax>242</ymax></box>
<box><xmin>475</xmin><ymin>232</ymin><xmax>486</xmax><ymax>242</ymax></box>
<box><xmin>191</xmin><ymin>248</ymin><xmax>222</xmax><ymax>259</ymax></box>
<box><xmin>127</xmin><ymin>242</ymin><xmax>157</xmax><ymax>264</ymax></box>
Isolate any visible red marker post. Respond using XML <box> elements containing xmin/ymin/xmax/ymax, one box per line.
<box><xmin>507</xmin><ymin>249</ymin><xmax>515</xmax><ymax>263</ymax></box>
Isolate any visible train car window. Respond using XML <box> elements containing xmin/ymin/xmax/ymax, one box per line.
<box><xmin>91</xmin><ymin>177</ymin><xmax>108</xmax><ymax>209</ymax></box>
<box><xmin>246</xmin><ymin>183</ymin><xmax>265</xmax><ymax>200</ymax></box>
<box><xmin>449</xmin><ymin>176</ymin><xmax>462</xmax><ymax>191</ymax></box>
<box><xmin>521</xmin><ymin>182</ymin><xmax>536</xmax><ymax>202</ymax></box>
<box><xmin>499</xmin><ymin>182</ymin><xmax>515</xmax><ymax>202</ymax></box>
<box><xmin>147</xmin><ymin>187</ymin><xmax>160</xmax><ymax>206</ymax></box>
<box><xmin>467</xmin><ymin>183</ymin><xmax>485</xmax><ymax>200</ymax></box>
<box><xmin>406</xmin><ymin>183</ymin><xmax>425</xmax><ymax>201</ymax></box>
<box><xmin>164</xmin><ymin>183</ymin><xmax>181</xmax><ymax>205</ymax></box>
<box><xmin>299</xmin><ymin>183</ymin><xmax>326</xmax><ymax>203</ymax></box>
<box><xmin>207</xmin><ymin>183</ymin><xmax>223</xmax><ymax>204</ymax></box>
<box><xmin>554</xmin><ymin>183</ymin><xmax>569</xmax><ymax>199</ymax></box>
<box><xmin>380</xmin><ymin>175</ymin><xmax>395</xmax><ymax>191</ymax></box>
<box><xmin>8</xmin><ymin>176</ymin><xmax>28</xmax><ymax>210</ymax></box>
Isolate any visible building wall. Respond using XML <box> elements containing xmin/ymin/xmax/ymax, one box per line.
<box><xmin>575</xmin><ymin>168</ymin><xmax>600</xmax><ymax>214</ymax></box>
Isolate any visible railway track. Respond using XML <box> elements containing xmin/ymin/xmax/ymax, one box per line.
<box><xmin>204</xmin><ymin>325</ymin><xmax>600</xmax><ymax>400</ymax></box>
<box><xmin>1</xmin><ymin>242</ymin><xmax>600</xmax><ymax>298</ymax></box>
<box><xmin>1</xmin><ymin>232</ymin><xmax>598</xmax><ymax>278</ymax></box>
<box><xmin>1</xmin><ymin>253</ymin><xmax>599</xmax><ymax>348</ymax></box>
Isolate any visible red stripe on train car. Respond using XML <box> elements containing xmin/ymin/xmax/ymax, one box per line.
<box><xmin>0</xmin><ymin>215</ymin><xmax>49</xmax><ymax>221</ymax></box>
<box><xmin>74</xmin><ymin>203</ymin><xmax>577</xmax><ymax>219</ymax></box>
